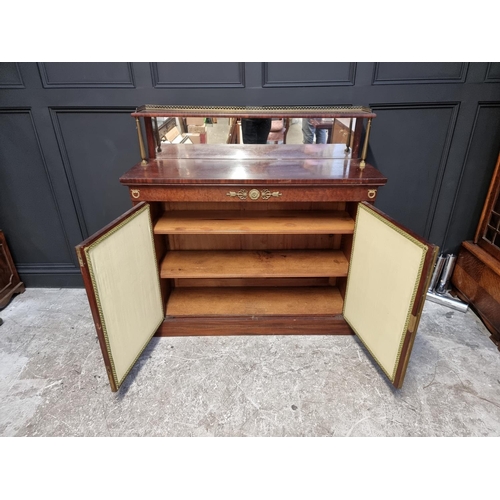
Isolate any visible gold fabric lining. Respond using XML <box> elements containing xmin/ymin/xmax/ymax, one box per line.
<box><xmin>85</xmin><ymin>205</ymin><xmax>163</xmax><ymax>389</ymax></box>
<box><xmin>343</xmin><ymin>204</ymin><xmax>427</xmax><ymax>382</ymax></box>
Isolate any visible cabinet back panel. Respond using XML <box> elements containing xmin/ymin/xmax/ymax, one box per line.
<box><xmin>174</xmin><ymin>277</ymin><xmax>334</xmax><ymax>287</ymax></box>
<box><xmin>167</xmin><ymin>234</ymin><xmax>341</xmax><ymax>250</ymax></box>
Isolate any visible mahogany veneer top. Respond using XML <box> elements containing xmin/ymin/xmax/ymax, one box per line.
<box><xmin>120</xmin><ymin>145</ymin><xmax>387</xmax><ymax>186</ymax></box>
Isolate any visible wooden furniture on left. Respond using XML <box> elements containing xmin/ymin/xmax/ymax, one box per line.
<box><xmin>0</xmin><ymin>230</ymin><xmax>25</xmax><ymax>309</ymax></box>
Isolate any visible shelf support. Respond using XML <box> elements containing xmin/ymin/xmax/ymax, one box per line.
<box><xmin>135</xmin><ymin>117</ymin><xmax>148</xmax><ymax>166</ymax></box>
<box><xmin>153</xmin><ymin>117</ymin><xmax>162</xmax><ymax>153</ymax></box>
<box><xmin>345</xmin><ymin>118</ymin><xmax>353</xmax><ymax>153</ymax></box>
<box><xmin>359</xmin><ymin>117</ymin><xmax>372</xmax><ymax>170</ymax></box>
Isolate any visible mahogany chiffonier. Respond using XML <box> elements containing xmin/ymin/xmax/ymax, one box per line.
<box><xmin>76</xmin><ymin>106</ymin><xmax>438</xmax><ymax>392</ymax></box>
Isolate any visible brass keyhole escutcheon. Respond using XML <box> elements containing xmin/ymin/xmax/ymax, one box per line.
<box><xmin>249</xmin><ymin>189</ymin><xmax>260</xmax><ymax>200</ymax></box>
<box><xmin>131</xmin><ymin>189</ymin><xmax>140</xmax><ymax>199</ymax></box>
<box><xmin>367</xmin><ymin>189</ymin><xmax>377</xmax><ymax>199</ymax></box>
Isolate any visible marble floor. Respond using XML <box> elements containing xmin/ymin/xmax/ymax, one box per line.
<box><xmin>1</xmin><ymin>288</ymin><xmax>500</xmax><ymax>437</ymax></box>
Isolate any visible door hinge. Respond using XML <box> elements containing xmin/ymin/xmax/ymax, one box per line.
<box><xmin>77</xmin><ymin>249</ymin><xmax>85</xmax><ymax>268</ymax></box>
<box><xmin>408</xmin><ymin>314</ymin><xmax>418</xmax><ymax>333</ymax></box>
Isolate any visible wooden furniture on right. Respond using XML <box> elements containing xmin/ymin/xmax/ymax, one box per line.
<box><xmin>315</xmin><ymin>118</ymin><xmax>354</xmax><ymax>146</ymax></box>
<box><xmin>0</xmin><ymin>230</ymin><xmax>25</xmax><ymax>309</ymax></box>
<box><xmin>452</xmin><ymin>153</ymin><xmax>500</xmax><ymax>350</ymax></box>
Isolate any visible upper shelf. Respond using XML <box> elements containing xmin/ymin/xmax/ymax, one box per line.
<box><xmin>131</xmin><ymin>104</ymin><xmax>376</xmax><ymax>119</ymax></box>
<box><xmin>154</xmin><ymin>210</ymin><xmax>355</xmax><ymax>235</ymax></box>
<box><xmin>153</xmin><ymin>144</ymin><xmax>357</xmax><ymax>160</ymax></box>
<box><xmin>119</xmin><ymin>145</ymin><xmax>387</xmax><ymax>186</ymax></box>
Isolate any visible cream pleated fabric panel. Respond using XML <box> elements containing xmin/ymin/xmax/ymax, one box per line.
<box><xmin>86</xmin><ymin>207</ymin><xmax>163</xmax><ymax>387</ymax></box>
<box><xmin>344</xmin><ymin>204</ymin><xmax>427</xmax><ymax>381</ymax></box>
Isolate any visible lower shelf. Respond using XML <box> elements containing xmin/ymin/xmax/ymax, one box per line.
<box><xmin>166</xmin><ymin>286</ymin><xmax>343</xmax><ymax>316</ymax></box>
<box><xmin>157</xmin><ymin>315</ymin><xmax>352</xmax><ymax>336</ymax></box>
<box><xmin>160</xmin><ymin>285</ymin><xmax>349</xmax><ymax>336</ymax></box>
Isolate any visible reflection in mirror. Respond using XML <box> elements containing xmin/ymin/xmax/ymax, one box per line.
<box><xmin>155</xmin><ymin>116</ymin><xmax>356</xmax><ymax>151</ymax></box>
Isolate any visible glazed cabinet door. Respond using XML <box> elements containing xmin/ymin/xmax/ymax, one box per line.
<box><xmin>76</xmin><ymin>203</ymin><xmax>164</xmax><ymax>392</ymax></box>
<box><xmin>343</xmin><ymin>202</ymin><xmax>438</xmax><ymax>388</ymax></box>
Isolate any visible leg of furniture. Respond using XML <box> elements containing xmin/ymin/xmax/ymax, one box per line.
<box><xmin>0</xmin><ymin>230</ymin><xmax>25</xmax><ymax>309</ymax></box>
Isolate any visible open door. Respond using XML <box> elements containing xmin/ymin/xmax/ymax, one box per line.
<box><xmin>344</xmin><ymin>202</ymin><xmax>438</xmax><ymax>388</ymax></box>
<box><xmin>76</xmin><ymin>203</ymin><xmax>164</xmax><ymax>392</ymax></box>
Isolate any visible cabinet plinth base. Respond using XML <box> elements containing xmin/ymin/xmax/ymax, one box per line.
<box><xmin>0</xmin><ymin>281</ymin><xmax>26</xmax><ymax>309</ymax></box>
<box><xmin>156</xmin><ymin>315</ymin><xmax>353</xmax><ymax>336</ymax></box>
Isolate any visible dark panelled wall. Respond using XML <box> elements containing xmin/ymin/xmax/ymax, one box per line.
<box><xmin>1</xmin><ymin>62</ymin><xmax>500</xmax><ymax>287</ymax></box>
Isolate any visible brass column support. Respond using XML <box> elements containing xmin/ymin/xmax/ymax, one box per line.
<box><xmin>345</xmin><ymin>118</ymin><xmax>353</xmax><ymax>153</ymax></box>
<box><xmin>359</xmin><ymin>117</ymin><xmax>372</xmax><ymax>170</ymax></box>
<box><xmin>153</xmin><ymin>117</ymin><xmax>162</xmax><ymax>153</ymax></box>
<box><xmin>135</xmin><ymin>117</ymin><xmax>148</xmax><ymax>166</ymax></box>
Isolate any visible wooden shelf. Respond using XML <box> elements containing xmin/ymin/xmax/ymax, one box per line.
<box><xmin>160</xmin><ymin>250</ymin><xmax>348</xmax><ymax>279</ymax></box>
<box><xmin>154</xmin><ymin>210</ymin><xmax>354</xmax><ymax>235</ymax></box>
<box><xmin>166</xmin><ymin>286</ymin><xmax>343</xmax><ymax>317</ymax></box>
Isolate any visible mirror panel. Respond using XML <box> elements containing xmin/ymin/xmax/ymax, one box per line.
<box><xmin>133</xmin><ymin>105</ymin><xmax>375</xmax><ymax>164</ymax></box>
<box><xmin>154</xmin><ymin>116</ymin><xmax>357</xmax><ymax>148</ymax></box>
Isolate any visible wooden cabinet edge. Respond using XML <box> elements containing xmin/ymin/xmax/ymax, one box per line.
<box><xmin>157</xmin><ymin>315</ymin><xmax>353</xmax><ymax>336</ymax></box>
<box><xmin>393</xmin><ymin>245</ymin><xmax>439</xmax><ymax>388</ymax></box>
<box><xmin>75</xmin><ymin>243</ymin><xmax>118</xmax><ymax>392</ymax></box>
